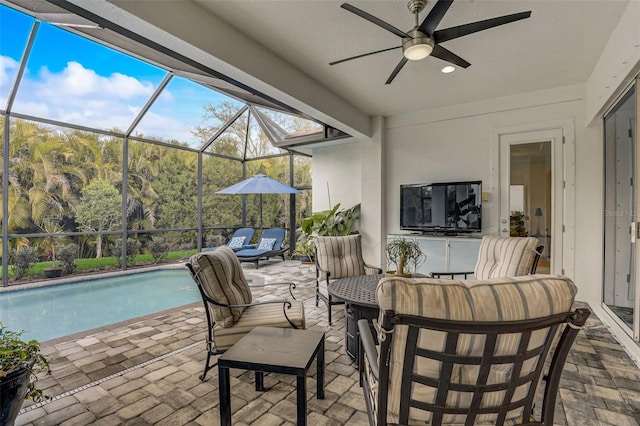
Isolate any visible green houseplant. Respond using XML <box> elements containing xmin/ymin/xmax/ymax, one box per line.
<box><xmin>295</xmin><ymin>203</ymin><xmax>361</xmax><ymax>261</ymax></box>
<box><xmin>0</xmin><ymin>323</ymin><xmax>50</xmax><ymax>426</ymax></box>
<box><xmin>386</xmin><ymin>236</ymin><xmax>426</xmax><ymax>277</ymax></box>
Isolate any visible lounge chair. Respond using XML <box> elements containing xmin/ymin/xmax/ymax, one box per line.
<box><xmin>203</xmin><ymin>227</ymin><xmax>255</xmax><ymax>252</ymax></box>
<box><xmin>186</xmin><ymin>246</ymin><xmax>305</xmax><ymax>381</ymax></box>
<box><xmin>225</xmin><ymin>227</ymin><xmax>254</xmax><ymax>251</ymax></box>
<box><xmin>235</xmin><ymin>228</ymin><xmax>288</xmax><ymax>268</ymax></box>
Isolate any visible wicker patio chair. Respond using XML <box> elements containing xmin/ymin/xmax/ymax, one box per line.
<box><xmin>359</xmin><ymin>274</ymin><xmax>590</xmax><ymax>425</ymax></box>
<box><xmin>186</xmin><ymin>246</ymin><xmax>305</xmax><ymax>380</ymax></box>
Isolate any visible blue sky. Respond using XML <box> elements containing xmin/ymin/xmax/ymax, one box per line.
<box><xmin>0</xmin><ymin>3</ymin><xmax>240</xmax><ymax>146</ymax></box>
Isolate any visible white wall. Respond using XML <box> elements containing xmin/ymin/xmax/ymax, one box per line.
<box><xmin>383</xmin><ymin>87</ymin><xmax>599</xmax><ymax>301</ymax></box>
<box><xmin>315</xmin><ymin>84</ymin><xmax>599</xmax><ymax>300</ymax></box>
<box><xmin>312</xmin><ymin>142</ymin><xmax>362</xmax><ymax>212</ymax></box>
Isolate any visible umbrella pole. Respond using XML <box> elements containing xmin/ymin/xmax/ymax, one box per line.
<box><xmin>260</xmin><ymin>193</ymin><xmax>263</xmax><ymax>229</ymax></box>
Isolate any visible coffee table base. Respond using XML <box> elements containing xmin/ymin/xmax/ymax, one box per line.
<box><xmin>218</xmin><ymin>327</ymin><xmax>325</xmax><ymax>425</ymax></box>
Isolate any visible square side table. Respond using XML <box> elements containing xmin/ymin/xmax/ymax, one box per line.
<box><xmin>218</xmin><ymin>326</ymin><xmax>325</xmax><ymax>425</ymax></box>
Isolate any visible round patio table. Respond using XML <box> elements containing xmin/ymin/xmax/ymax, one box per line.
<box><xmin>328</xmin><ymin>274</ymin><xmax>384</xmax><ymax>364</ymax></box>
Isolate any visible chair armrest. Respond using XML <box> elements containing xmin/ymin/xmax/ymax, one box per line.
<box><xmin>242</xmin><ymin>244</ymin><xmax>256</xmax><ymax>249</ymax></box>
<box><xmin>247</xmin><ymin>281</ymin><xmax>298</xmax><ymax>299</ymax></box>
<box><xmin>358</xmin><ymin>319</ymin><xmax>379</xmax><ymax>380</ymax></box>
<box><xmin>430</xmin><ymin>271</ymin><xmax>474</xmax><ymax>279</ymax></box>
<box><xmin>316</xmin><ymin>263</ymin><xmax>332</xmax><ymax>280</ymax></box>
<box><xmin>364</xmin><ymin>263</ymin><xmax>383</xmax><ymax>275</ymax></box>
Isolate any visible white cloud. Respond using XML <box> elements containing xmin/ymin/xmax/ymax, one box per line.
<box><xmin>11</xmin><ymin>61</ymin><xmax>174</xmax><ymax>133</ymax></box>
<box><xmin>0</xmin><ymin>55</ymin><xmax>19</xmax><ymax>88</ymax></box>
<box><xmin>7</xmin><ymin>60</ymin><xmax>210</xmax><ymax>143</ymax></box>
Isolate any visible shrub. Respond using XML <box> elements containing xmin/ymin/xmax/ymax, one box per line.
<box><xmin>57</xmin><ymin>244</ymin><xmax>78</xmax><ymax>274</ymax></box>
<box><xmin>206</xmin><ymin>234</ymin><xmax>226</xmax><ymax>248</ymax></box>
<box><xmin>149</xmin><ymin>237</ymin><xmax>169</xmax><ymax>262</ymax></box>
<box><xmin>111</xmin><ymin>238</ymin><xmax>140</xmax><ymax>265</ymax></box>
<box><xmin>12</xmin><ymin>247</ymin><xmax>39</xmax><ymax>279</ymax></box>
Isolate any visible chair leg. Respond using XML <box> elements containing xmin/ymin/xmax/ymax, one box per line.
<box><xmin>327</xmin><ymin>296</ymin><xmax>332</xmax><ymax>325</ymax></box>
<box><xmin>200</xmin><ymin>351</ymin><xmax>213</xmax><ymax>381</ymax></box>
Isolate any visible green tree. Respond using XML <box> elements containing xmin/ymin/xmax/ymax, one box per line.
<box><xmin>154</xmin><ymin>149</ymin><xmax>198</xmax><ymax>230</ymax></box>
<box><xmin>76</xmin><ymin>179</ymin><xmax>122</xmax><ymax>258</ymax></box>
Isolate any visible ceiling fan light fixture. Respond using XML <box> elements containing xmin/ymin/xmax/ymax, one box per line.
<box><xmin>402</xmin><ymin>30</ymin><xmax>434</xmax><ymax>60</ymax></box>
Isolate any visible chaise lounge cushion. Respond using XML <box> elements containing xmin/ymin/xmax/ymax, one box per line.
<box><xmin>189</xmin><ymin>246</ymin><xmax>253</xmax><ymax>327</ymax></box>
<box><xmin>375</xmin><ymin>274</ymin><xmax>578</xmax><ymax>424</ymax></box>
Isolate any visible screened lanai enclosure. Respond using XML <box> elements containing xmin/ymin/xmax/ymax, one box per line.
<box><xmin>0</xmin><ymin>2</ymin><xmax>347</xmax><ymax>285</ymax></box>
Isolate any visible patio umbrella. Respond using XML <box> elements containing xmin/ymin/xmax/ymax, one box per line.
<box><xmin>216</xmin><ymin>174</ymin><xmax>301</xmax><ymax>228</ymax></box>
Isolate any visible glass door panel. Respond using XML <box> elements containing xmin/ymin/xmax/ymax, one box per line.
<box><xmin>509</xmin><ymin>142</ymin><xmax>552</xmax><ymax>273</ymax></box>
<box><xmin>604</xmin><ymin>86</ymin><xmax>636</xmax><ymax>330</ymax></box>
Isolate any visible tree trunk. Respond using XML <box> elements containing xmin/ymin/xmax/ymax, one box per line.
<box><xmin>96</xmin><ymin>234</ymin><xmax>102</xmax><ymax>258</ymax></box>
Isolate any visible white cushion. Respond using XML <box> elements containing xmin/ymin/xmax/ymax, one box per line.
<box><xmin>227</xmin><ymin>236</ymin><xmax>246</xmax><ymax>249</ymax></box>
<box><xmin>258</xmin><ymin>238</ymin><xmax>277</xmax><ymax>250</ymax></box>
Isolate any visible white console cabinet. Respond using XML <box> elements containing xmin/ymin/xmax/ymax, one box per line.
<box><xmin>386</xmin><ymin>234</ymin><xmax>482</xmax><ymax>276</ymax></box>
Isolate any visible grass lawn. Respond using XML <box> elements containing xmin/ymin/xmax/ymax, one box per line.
<box><xmin>3</xmin><ymin>249</ymin><xmax>197</xmax><ymax>280</ymax></box>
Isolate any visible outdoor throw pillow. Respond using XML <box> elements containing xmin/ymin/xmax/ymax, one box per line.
<box><xmin>227</xmin><ymin>236</ymin><xmax>246</xmax><ymax>249</ymax></box>
<box><xmin>258</xmin><ymin>238</ymin><xmax>277</xmax><ymax>250</ymax></box>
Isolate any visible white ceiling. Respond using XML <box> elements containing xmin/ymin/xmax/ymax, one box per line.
<box><xmin>193</xmin><ymin>0</ymin><xmax>629</xmax><ymax>118</ymax></box>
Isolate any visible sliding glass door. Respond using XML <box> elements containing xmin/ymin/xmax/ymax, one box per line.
<box><xmin>603</xmin><ymin>83</ymin><xmax>637</xmax><ymax>334</ymax></box>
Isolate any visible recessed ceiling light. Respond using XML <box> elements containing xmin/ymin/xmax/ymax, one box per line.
<box><xmin>441</xmin><ymin>66</ymin><xmax>455</xmax><ymax>74</ymax></box>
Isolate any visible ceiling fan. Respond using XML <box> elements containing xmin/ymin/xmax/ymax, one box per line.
<box><xmin>330</xmin><ymin>0</ymin><xmax>531</xmax><ymax>84</ymax></box>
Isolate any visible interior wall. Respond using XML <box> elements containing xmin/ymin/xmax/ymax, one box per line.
<box><xmin>383</xmin><ymin>87</ymin><xmax>600</xmax><ymax>303</ymax></box>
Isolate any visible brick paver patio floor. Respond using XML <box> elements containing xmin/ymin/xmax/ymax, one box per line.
<box><xmin>13</xmin><ymin>260</ymin><xmax>640</xmax><ymax>425</ymax></box>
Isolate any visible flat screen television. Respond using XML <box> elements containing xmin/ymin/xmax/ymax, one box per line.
<box><xmin>400</xmin><ymin>181</ymin><xmax>482</xmax><ymax>234</ymax></box>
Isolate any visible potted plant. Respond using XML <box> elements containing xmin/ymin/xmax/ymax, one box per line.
<box><xmin>39</xmin><ymin>220</ymin><xmax>66</xmax><ymax>278</ymax></box>
<box><xmin>0</xmin><ymin>323</ymin><xmax>50</xmax><ymax>426</ymax></box>
<box><xmin>293</xmin><ymin>238</ymin><xmax>315</xmax><ymax>263</ymax></box>
<box><xmin>295</xmin><ymin>203</ymin><xmax>362</xmax><ymax>262</ymax></box>
<box><xmin>386</xmin><ymin>236</ymin><xmax>426</xmax><ymax>277</ymax></box>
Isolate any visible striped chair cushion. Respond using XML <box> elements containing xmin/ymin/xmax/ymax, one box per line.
<box><xmin>376</xmin><ymin>274</ymin><xmax>577</xmax><ymax>425</ymax></box>
<box><xmin>316</xmin><ymin>235</ymin><xmax>366</xmax><ymax>280</ymax></box>
<box><xmin>189</xmin><ymin>246</ymin><xmax>253</xmax><ymax>327</ymax></box>
<box><xmin>474</xmin><ymin>236</ymin><xmax>538</xmax><ymax>279</ymax></box>
<box><xmin>211</xmin><ymin>300</ymin><xmax>306</xmax><ymax>351</ymax></box>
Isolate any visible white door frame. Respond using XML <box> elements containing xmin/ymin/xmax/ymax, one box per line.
<box><xmin>491</xmin><ymin>119</ymin><xmax>576</xmax><ymax>278</ymax></box>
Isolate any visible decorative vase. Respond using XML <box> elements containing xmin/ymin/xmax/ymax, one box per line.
<box><xmin>0</xmin><ymin>368</ymin><xmax>30</xmax><ymax>426</ymax></box>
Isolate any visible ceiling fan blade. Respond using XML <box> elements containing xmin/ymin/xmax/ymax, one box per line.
<box><xmin>329</xmin><ymin>46</ymin><xmax>401</xmax><ymax>66</ymax></box>
<box><xmin>430</xmin><ymin>45</ymin><xmax>470</xmax><ymax>68</ymax></box>
<box><xmin>433</xmin><ymin>11</ymin><xmax>531</xmax><ymax>43</ymax></box>
<box><xmin>418</xmin><ymin>0</ymin><xmax>454</xmax><ymax>36</ymax></box>
<box><xmin>385</xmin><ymin>57</ymin><xmax>409</xmax><ymax>85</ymax></box>
<box><xmin>341</xmin><ymin>3</ymin><xmax>408</xmax><ymax>38</ymax></box>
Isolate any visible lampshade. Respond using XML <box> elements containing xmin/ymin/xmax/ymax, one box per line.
<box><xmin>403</xmin><ymin>30</ymin><xmax>434</xmax><ymax>61</ymax></box>
<box><xmin>535</xmin><ymin>208</ymin><xmax>543</xmax><ymax>217</ymax></box>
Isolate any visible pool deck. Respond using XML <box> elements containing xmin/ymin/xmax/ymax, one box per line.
<box><xmin>14</xmin><ymin>260</ymin><xmax>640</xmax><ymax>425</ymax></box>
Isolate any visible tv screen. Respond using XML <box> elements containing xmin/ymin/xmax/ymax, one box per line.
<box><xmin>400</xmin><ymin>181</ymin><xmax>482</xmax><ymax>233</ymax></box>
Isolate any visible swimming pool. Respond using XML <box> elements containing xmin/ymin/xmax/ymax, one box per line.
<box><xmin>0</xmin><ymin>268</ymin><xmax>199</xmax><ymax>342</ymax></box>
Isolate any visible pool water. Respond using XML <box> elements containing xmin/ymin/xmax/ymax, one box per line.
<box><xmin>0</xmin><ymin>269</ymin><xmax>199</xmax><ymax>342</ymax></box>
